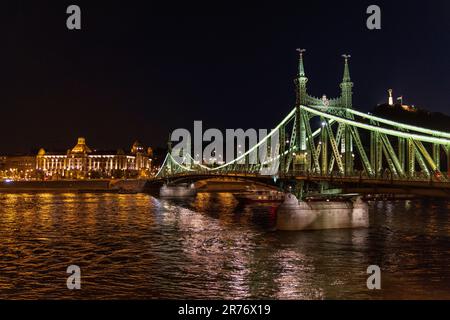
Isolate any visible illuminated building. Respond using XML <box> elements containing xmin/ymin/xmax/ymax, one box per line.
<box><xmin>0</xmin><ymin>155</ymin><xmax>36</xmax><ymax>179</ymax></box>
<box><xmin>35</xmin><ymin>137</ymin><xmax>152</xmax><ymax>179</ymax></box>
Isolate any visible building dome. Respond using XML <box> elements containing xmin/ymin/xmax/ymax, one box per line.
<box><xmin>131</xmin><ymin>140</ymin><xmax>144</xmax><ymax>154</ymax></box>
<box><xmin>37</xmin><ymin>148</ymin><xmax>46</xmax><ymax>156</ymax></box>
<box><xmin>71</xmin><ymin>137</ymin><xmax>92</xmax><ymax>154</ymax></box>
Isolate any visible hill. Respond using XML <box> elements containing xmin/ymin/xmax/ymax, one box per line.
<box><xmin>372</xmin><ymin>104</ymin><xmax>450</xmax><ymax>133</ymax></box>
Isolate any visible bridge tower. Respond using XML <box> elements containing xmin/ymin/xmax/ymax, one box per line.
<box><xmin>294</xmin><ymin>48</ymin><xmax>308</xmax><ymax>107</ymax></box>
<box><xmin>293</xmin><ymin>49</ymin><xmax>309</xmax><ymax>173</ymax></box>
<box><xmin>340</xmin><ymin>55</ymin><xmax>353</xmax><ymax>109</ymax></box>
<box><xmin>340</xmin><ymin>55</ymin><xmax>354</xmax><ymax>175</ymax></box>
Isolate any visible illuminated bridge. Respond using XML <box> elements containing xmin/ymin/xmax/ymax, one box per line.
<box><xmin>153</xmin><ymin>51</ymin><xmax>450</xmax><ymax>198</ymax></box>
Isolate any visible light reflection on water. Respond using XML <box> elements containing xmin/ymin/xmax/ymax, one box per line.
<box><xmin>0</xmin><ymin>192</ymin><xmax>449</xmax><ymax>299</ymax></box>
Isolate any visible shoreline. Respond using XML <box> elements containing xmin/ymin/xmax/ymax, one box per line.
<box><xmin>0</xmin><ymin>179</ymin><xmax>141</xmax><ymax>193</ymax></box>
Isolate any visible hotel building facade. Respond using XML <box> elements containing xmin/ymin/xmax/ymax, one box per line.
<box><xmin>35</xmin><ymin>137</ymin><xmax>152</xmax><ymax>179</ymax></box>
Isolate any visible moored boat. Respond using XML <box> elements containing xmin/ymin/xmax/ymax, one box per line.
<box><xmin>233</xmin><ymin>189</ymin><xmax>285</xmax><ymax>203</ymax></box>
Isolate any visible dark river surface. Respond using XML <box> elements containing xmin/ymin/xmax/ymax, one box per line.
<box><xmin>0</xmin><ymin>192</ymin><xmax>449</xmax><ymax>299</ymax></box>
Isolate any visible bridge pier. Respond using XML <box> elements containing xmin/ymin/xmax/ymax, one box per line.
<box><xmin>276</xmin><ymin>194</ymin><xmax>369</xmax><ymax>231</ymax></box>
<box><xmin>294</xmin><ymin>180</ymin><xmax>305</xmax><ymax>200</ymax></box>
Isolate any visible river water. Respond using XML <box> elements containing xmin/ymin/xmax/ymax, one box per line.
<box><xmin>0</xmin><ymin>192</ymin><xmax>449</xmax><ymax>299</ymax></box>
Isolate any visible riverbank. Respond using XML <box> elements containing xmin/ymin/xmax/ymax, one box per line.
<box><xmin>0</xmin><ymin>179</ymin><xmax>145</xmax><ymax>193</ymax></box>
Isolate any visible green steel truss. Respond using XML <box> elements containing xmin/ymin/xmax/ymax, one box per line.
<box><xmin>156</xmin><ymin>52</ymin><xmax>450</xmax><ymax>184</ymax></box>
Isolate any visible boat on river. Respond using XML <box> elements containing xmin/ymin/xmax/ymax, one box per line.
<box><xmin>233</xmin><ymin>187</ymin><xmax>285</xmax><ymax>203</ymax></box>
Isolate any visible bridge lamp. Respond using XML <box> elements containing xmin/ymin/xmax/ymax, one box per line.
<box><xmin>321</xmin><ymin>121</ymin><xmax>326</xmax><ymax>127</ymax></box>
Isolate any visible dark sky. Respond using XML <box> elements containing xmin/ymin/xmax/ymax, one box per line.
<box><xmin>1</xmin><ymin>0</ymin><xmax>449</xmax><ymax>154</ymax></box>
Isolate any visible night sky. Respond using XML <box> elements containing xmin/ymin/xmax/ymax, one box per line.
<box><xmin>1</xmin><ymin>0</ymin><xmax>449</xmax><ymax>154</ymax></box>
